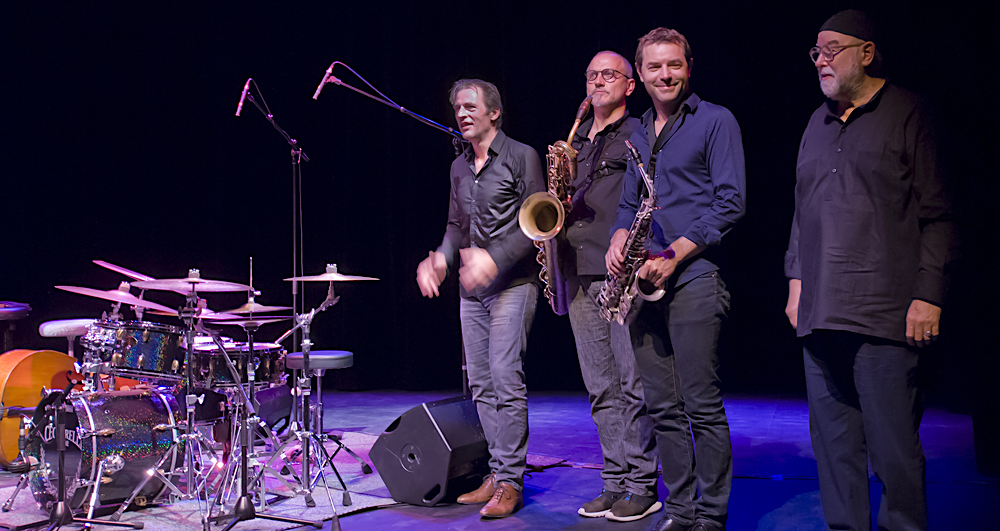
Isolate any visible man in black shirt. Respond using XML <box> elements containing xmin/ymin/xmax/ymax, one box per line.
<box><xmin>561</xmin><ymin>51</ymin><xmax>659</xmax><ymax>523</ymax></box>
<box><xmin>784</xmin><ymin>10</ymin><xmax>957</xmax><ymax>531</ymax></box>
<box><xmin>416</xmin><ymin>79</ymin><xmax>543</xmax><ymax>518</ymax></box>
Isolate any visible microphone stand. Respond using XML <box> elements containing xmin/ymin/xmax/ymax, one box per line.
<box><xmin>237</xmin><ymin>82</ymin><xmax>310</xmax><ymax>355</ymax></box>
<box><xmin>314</xmin><ymin>62</ymin><xmax>471</xmax><ymax>392</ymax></box>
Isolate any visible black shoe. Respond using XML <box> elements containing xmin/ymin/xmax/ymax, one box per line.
<box><xmin>649</xmin><ymin>515</ymin><xmax>694</xmax><ymax>531</ymax></box>
<box><xmin>606</xmin><ymin>492</ymin><xmax>662</xmax><ymax>522</ymax></box>
<box><xmin>578</xmin><ymin>488</ymin><xmax>624</xmax><ymax>517</ymax></box>
<box><xmin>691</xmin><ymin>522</ymin><xmax>725</xmax><ymax>531</ymax></box>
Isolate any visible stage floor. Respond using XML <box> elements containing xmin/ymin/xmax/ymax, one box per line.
<box><xmin>2</xmin><ymin>390</ymin><xmax>996</xmax><ymax>530</ymax></box>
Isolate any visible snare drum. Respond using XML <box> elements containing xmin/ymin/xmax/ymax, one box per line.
<box><xmin>189</xmin><ymin>341</ymin><xmax>286</xmax><ymax>388</ymax></box>
<box><xmin>26</xmin><ymin>389</ymin><xmax>181</xmax><ymax>510</ymax></box>
<box><xmin>82</xmin><ymin>320</ymin><xmax>185</xmax><ymax>381</ymax></box>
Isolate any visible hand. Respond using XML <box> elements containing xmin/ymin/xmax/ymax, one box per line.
<box><xmin>906</xmin><ymin>299</ymin><xmax>942</xmax><ymax>347</ymax></box>
<box><xmin>416</xmin><ymin>251</ymin><xmax>447</xmax><ymax>298</ymax></box>
<box><xmin>605</xmin><ymin>229</ymin><xmax>629</xmax><ymax>275</ymax></box>
<box><xmin>637</xmin><ymin>255</ymin><xmax>676</xmax><ymax>288</ymax></box>
<box><xmin>458</xmin><ymin>248</ymin><xmax>498</xmax><ymax>291</ymax></box>
<box><xmin>785</xmin><ymin>279</ymin><xmax>801</xmax><ymax>329</ymax></box>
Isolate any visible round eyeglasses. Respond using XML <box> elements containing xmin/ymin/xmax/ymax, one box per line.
<box><xmin>585</xmin><ymin>69</ymin><xmax>628</xmax><ymax>83</ymax></box>
<box><xmin>809</xmin><ymin>42</ymin><xmax>864</xmax><ymax>63</ymax></box>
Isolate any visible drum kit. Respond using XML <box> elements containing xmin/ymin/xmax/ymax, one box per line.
<box><xmin>1</xmin><ymin>259</ymin><xmax>377</xmax><ymax>531</ymax></box>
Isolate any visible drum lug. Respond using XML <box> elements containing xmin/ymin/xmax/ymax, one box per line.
<box><xmin>171</xmin><ymin>359</ymin><xmax>180</xmax><ymax>372</ymax></box>
<box><xmin>142</xmin><ymin>329</ymin><xmax>151</xmax><ymax>343</ymax></box>
<box><xmin>111</xmin><ymin>353</ymin><xmax>123</xmax><ymax>367</ymax></box>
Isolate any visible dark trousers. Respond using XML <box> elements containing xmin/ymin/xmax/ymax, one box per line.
<box><xmin>628</xmin><ymin>271</ymin><xmax>732</xmax><ymax>527</ymax></box>
<box><xmin>803</xmin><ymin>330</ymin><xmax>927</xmax><ymax>531</ymax></box>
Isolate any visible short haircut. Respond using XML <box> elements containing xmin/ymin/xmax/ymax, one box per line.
<box><xmin>449</xmin><ymin>79</ymin><xmax>503</xmax><ymax>129</ymax></box>
<box><xmin>593</xmin><ymin>50</ymin><xmax>634</xmax><ymax>79</ymax></box>
<box><xmin>635</xmin><ymin>27</ymin><xmax>693</xmax><ymax>69</ymax></box>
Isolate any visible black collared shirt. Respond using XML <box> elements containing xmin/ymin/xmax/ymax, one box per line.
<box><xmin>561</xmin><ymin>112</ymin><xmax>639</xmax><ymax>276</ymax></box>
<box><xmin>785</xmin><ymin>82</ymin><xmax>958</xmax><ymax>342</ymax></box>
<box><xmin>437</xmin><ymin>130</ymin><xmax>545</xmax><ymax>299</ymax></box>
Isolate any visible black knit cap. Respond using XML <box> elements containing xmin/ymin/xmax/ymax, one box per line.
<box><xmin>819</xmin><ymin>9</ymin><xmax>880</xmax><ymax>44</ymax></box>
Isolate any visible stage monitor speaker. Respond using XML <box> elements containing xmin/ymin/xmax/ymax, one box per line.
<box><xmin>370</xmin><ymin>396</ymin><xmax>489</xmax><ymax>506</ymax></box>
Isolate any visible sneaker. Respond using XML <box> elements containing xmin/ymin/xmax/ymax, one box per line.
<box><xmin>578</xmin><ymin>489</ymin><xmax>625</xmax><ymax>517</ymax></box>
<box><xmin>605</xmin><ymin>492</ymin><xmax>662</xmax><ymax>522</ymax></box>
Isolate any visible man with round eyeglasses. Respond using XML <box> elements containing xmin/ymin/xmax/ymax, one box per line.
<box><xmin>784</xmin><ymin>10</ymin><xmax>957</xmax><ymax>531</ymax></box>
<box><xmin>559</xmin><ymin>50</ymin><xmax>660</xmax><ymax>523</ymax></box>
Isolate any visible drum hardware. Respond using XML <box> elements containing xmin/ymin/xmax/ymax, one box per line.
<box><xmin>3</xmin><ymin>414</ymin><xmax>38</xmax><ymax>512</ymax></box>
<box><xmin>269</xmin><ymin>271</ymin><xmax>372</xmax><ymax>508</ymax></box>
<box><xmin>15</xmin><ymin>374</ymin><xmax>141</xmax><ymax>531</ymax></box>
<box><xmin>205</xmin><ymin>318</ymin><xmax>321</xmax><ymax>530</ymax></box>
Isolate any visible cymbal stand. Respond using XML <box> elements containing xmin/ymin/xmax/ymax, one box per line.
<box><xmin>108</xmin><ymin>288</ymin><xmax>218</xmax><ymax>525</ymax></box>
<box><xmin>269</xmin><ymin>283</ymin><xmax>349</xmax><ymax>505</ymax></box>
<box><xmin>3</xmin><ymin>415</ymin><xmax>35</xmax><ymax>512</ymax></box>
<box><xmin>14</xmin><ymin>378</ymin><xmax>140</xmax><ymax>531</ymax></box>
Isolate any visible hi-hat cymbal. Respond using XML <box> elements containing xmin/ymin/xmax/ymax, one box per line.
<box><xmin>56</xmin><ymin>285</ymin><xmax>175</xmax><ymax>314</ymax></box>
<box><xmin>132</xmin><ymin>270</ymin><xmax>251</xmax><ymax>293</ymax></box>
<box><xmin>146</xmin><ymin>308</ymin><xmax>241</xmax><ymax>320</ymax></box>
<box><xmin>205</xmin><ymin>316</ymin><xmax>291</xmax><ymax>327</ymax></box>
<box><xmin>285</xmin><ymin>263</ymin><xmax>377</xmax><ymax>282</ymax></box>
<box><xmin>220</xmin><ymin>302</ymin><xmax>293</xmax><ymax>314</ymax></box>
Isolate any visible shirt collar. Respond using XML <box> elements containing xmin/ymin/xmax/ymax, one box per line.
<box><xmin>575</xmin><ymin>110</ymin><xmax>632</xmax><ymax>142</ymax></box>
<box><xmin>640</xmin><ymin>92</ymin><xmax>700</xmax><ymax>126</ymax></box>
<box><xmin>823</xmin><ymin>80</ymin><xmax>889</xmax><ymax>124</ymax></box>
<box><xmin>463</xmin><ymin>129</ymin><xmax>507</xmax><ymax>162</ymax></box>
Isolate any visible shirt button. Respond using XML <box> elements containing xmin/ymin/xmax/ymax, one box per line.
<box><xmin>837</xmin><ymin>148</ymin><xmax>842</xmax><ymax>152</ymax></box>
<box><xmin>832</xmin><ymin>169</ymin><xmax>837</xmax><ymax>173</ymax></box>
<box><xmin>578</xmin><ymin>245</ymin><xmax>584</xmax><ymax>250</ymax></box>
<box><xmin>841</xmin><ymin>127</ymin><xmax>846</xmax><ymax>133</ymax></box>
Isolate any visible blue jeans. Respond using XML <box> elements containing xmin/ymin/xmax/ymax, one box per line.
<box><xmin>569</xmin><ymin>276</ymin><xmax>657</xmax><ymax>496</ymax></box>
<box><xmin>628</xmin><ymin>271</ymin><xmax>732</xmax><ymax>527</ymax></box>
<box><xmin>460</xmin><ymin>282</ymin><xmax>538</xmax><ymax>489</ymax></box>
<box><xmin>803</xmin><ymin>330</ymin><xmax>927</xmax><ymax>531</ymax></box>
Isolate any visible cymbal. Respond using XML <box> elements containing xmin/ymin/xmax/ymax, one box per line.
<box><xmin>92</xmin><ymin>260</ymin><xmax>154</xmax><ymax>282</ymax></box>
<box><xmin>145</xmin><ymin>308</ymin><xmax>241</xmax><ymax>320</ymax></box>
<box><xmin>220</xmin><ymin>302</ymin><xmax>292</xmax><ymax>315</ymax></box>
<box><xmin>132</xmin><ymin>272</ymin><xmax>251</xmax><ymax>293</ymax></box>
<box><xmin>285</xmin><ymin>263</ymin><xmax>378</xmax><ymax>282</ymax></box>
<box><xmin>205</xmin><ymin>317</ymin><xmax>291</xmax><ymax>327</ymax></box>
<box><xmin>285</xmin><ymin>272</ymin><xmax>378</xmax><ymax>282</ymax></box>
<box><xmin>56</xmin><ymin>285</ymin><xmax>175</xmax><ymax>314</ymax></box>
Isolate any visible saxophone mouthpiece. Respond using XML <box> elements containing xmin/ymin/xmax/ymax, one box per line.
<box><xmin>576</xmin><ymin>95</ymin><xmax>594</xmax><ymax>121</ymax></box>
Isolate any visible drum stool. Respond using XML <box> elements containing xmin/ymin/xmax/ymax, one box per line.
<box><xmin>286</xmin><ymin>350</ymin><xmax>371</xmax><ymax>504</ymax></box>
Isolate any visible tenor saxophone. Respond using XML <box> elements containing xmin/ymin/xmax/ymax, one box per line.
<box><xmin>597</xmin><ymin>140</ymin><xmax>669</xmax><ymax>325</ymax></box>
<box><xmin>518</xmin><ymin>95</ymin><xmax>593</xmax><ymax>315</ymax></box>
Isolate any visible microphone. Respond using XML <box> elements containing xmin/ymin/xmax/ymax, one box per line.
<box><xmin>235</xmin><ymin>78</ymin><xmax>251</xmax><ymax>116</ymax></box>
<box><xmin>312</xmin><ymin>62</ymin><xmax>335</xmax><ymax>100</ymax></box>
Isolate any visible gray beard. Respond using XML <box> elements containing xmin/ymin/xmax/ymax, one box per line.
<box><xmin>821</xmin><ymin>62</ymin><xmax>865</xmax><ymax>101</ymax></box>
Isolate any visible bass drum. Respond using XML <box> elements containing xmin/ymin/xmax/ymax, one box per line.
<box><xmin>26</xmin><ymin>388</ymin><xmax>180</xmax><ymax>510</ymax></box>
<box><xmin>0</xmin><ymin>349</ymin><xmax>78</xmax><ymax>468</ymax></box>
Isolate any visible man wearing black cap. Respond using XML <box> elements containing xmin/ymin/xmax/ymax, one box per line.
<box><xmin>784</xmin><ymin>9</ymin><xmax>957</xmax><ymax>531</ymax></box>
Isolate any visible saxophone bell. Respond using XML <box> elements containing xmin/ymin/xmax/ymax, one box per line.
<box><xmin>518</xmin><ymin>192</ymin><xmax>565</xmax><ymax>242</ymax></box>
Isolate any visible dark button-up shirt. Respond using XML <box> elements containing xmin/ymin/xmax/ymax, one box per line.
<box><xmin>784</xmin><ymin>82</ymin><xmax>957</xmax><ymax>342</ymax></box>
<box><xmin>561</xmin><ymin>112</ymin><xmax>640</xmax><ymax>276</ymax></box>
<box><xmin>437</xmin><ymin>130</ymin><xmax>545</xmax><ymax>299</ymax></box>
<box><xmin>613</xmin><ymin>93</ymin><xmax>746</xmax><ymax>285</ymax></box>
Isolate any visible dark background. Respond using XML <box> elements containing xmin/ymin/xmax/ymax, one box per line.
<box><xmin>2</xmin><ymin>1</ymin><xmax>995</xmax><ymax>412</ymax></box>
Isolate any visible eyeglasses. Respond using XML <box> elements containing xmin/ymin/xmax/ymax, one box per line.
<box><xmin>809</xmin><ymin>43</ymin><xmax>864</xmax><ymax>63</ymax></box>
<box><xmin>585</xmin><ymin>69</ymin><xmax>628</xmax><ymax>83</ymax></box>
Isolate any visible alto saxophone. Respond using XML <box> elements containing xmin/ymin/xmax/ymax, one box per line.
<box><xmin>597</xmin><ymin>140</ymin><xmax>669</xmax><ymax>325</ymax></box>
<box><xmin>518</xmin><ymin>95</ymin><xmax>593</xmax><ymax>315</ymax></box>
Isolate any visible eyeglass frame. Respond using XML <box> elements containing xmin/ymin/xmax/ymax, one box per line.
<box><xmin>585</xmin><ymin>69</ymin><xmax>629</xmax><ymax>83</ymax></box>
<box><xmin>809</xmin><ymin>42</ymin><xmax>865</xmax><ymax>63</ymax></box>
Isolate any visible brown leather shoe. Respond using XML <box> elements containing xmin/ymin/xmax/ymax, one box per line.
<box><xmin>479</xmin><ymin>482</ymin><xmax>523</xmax><ymax>518</ymax></box>
<box><xmin>457</xmin><ymin>473</ymin><xmax>496</xmax><ymax>504</ymax></box>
